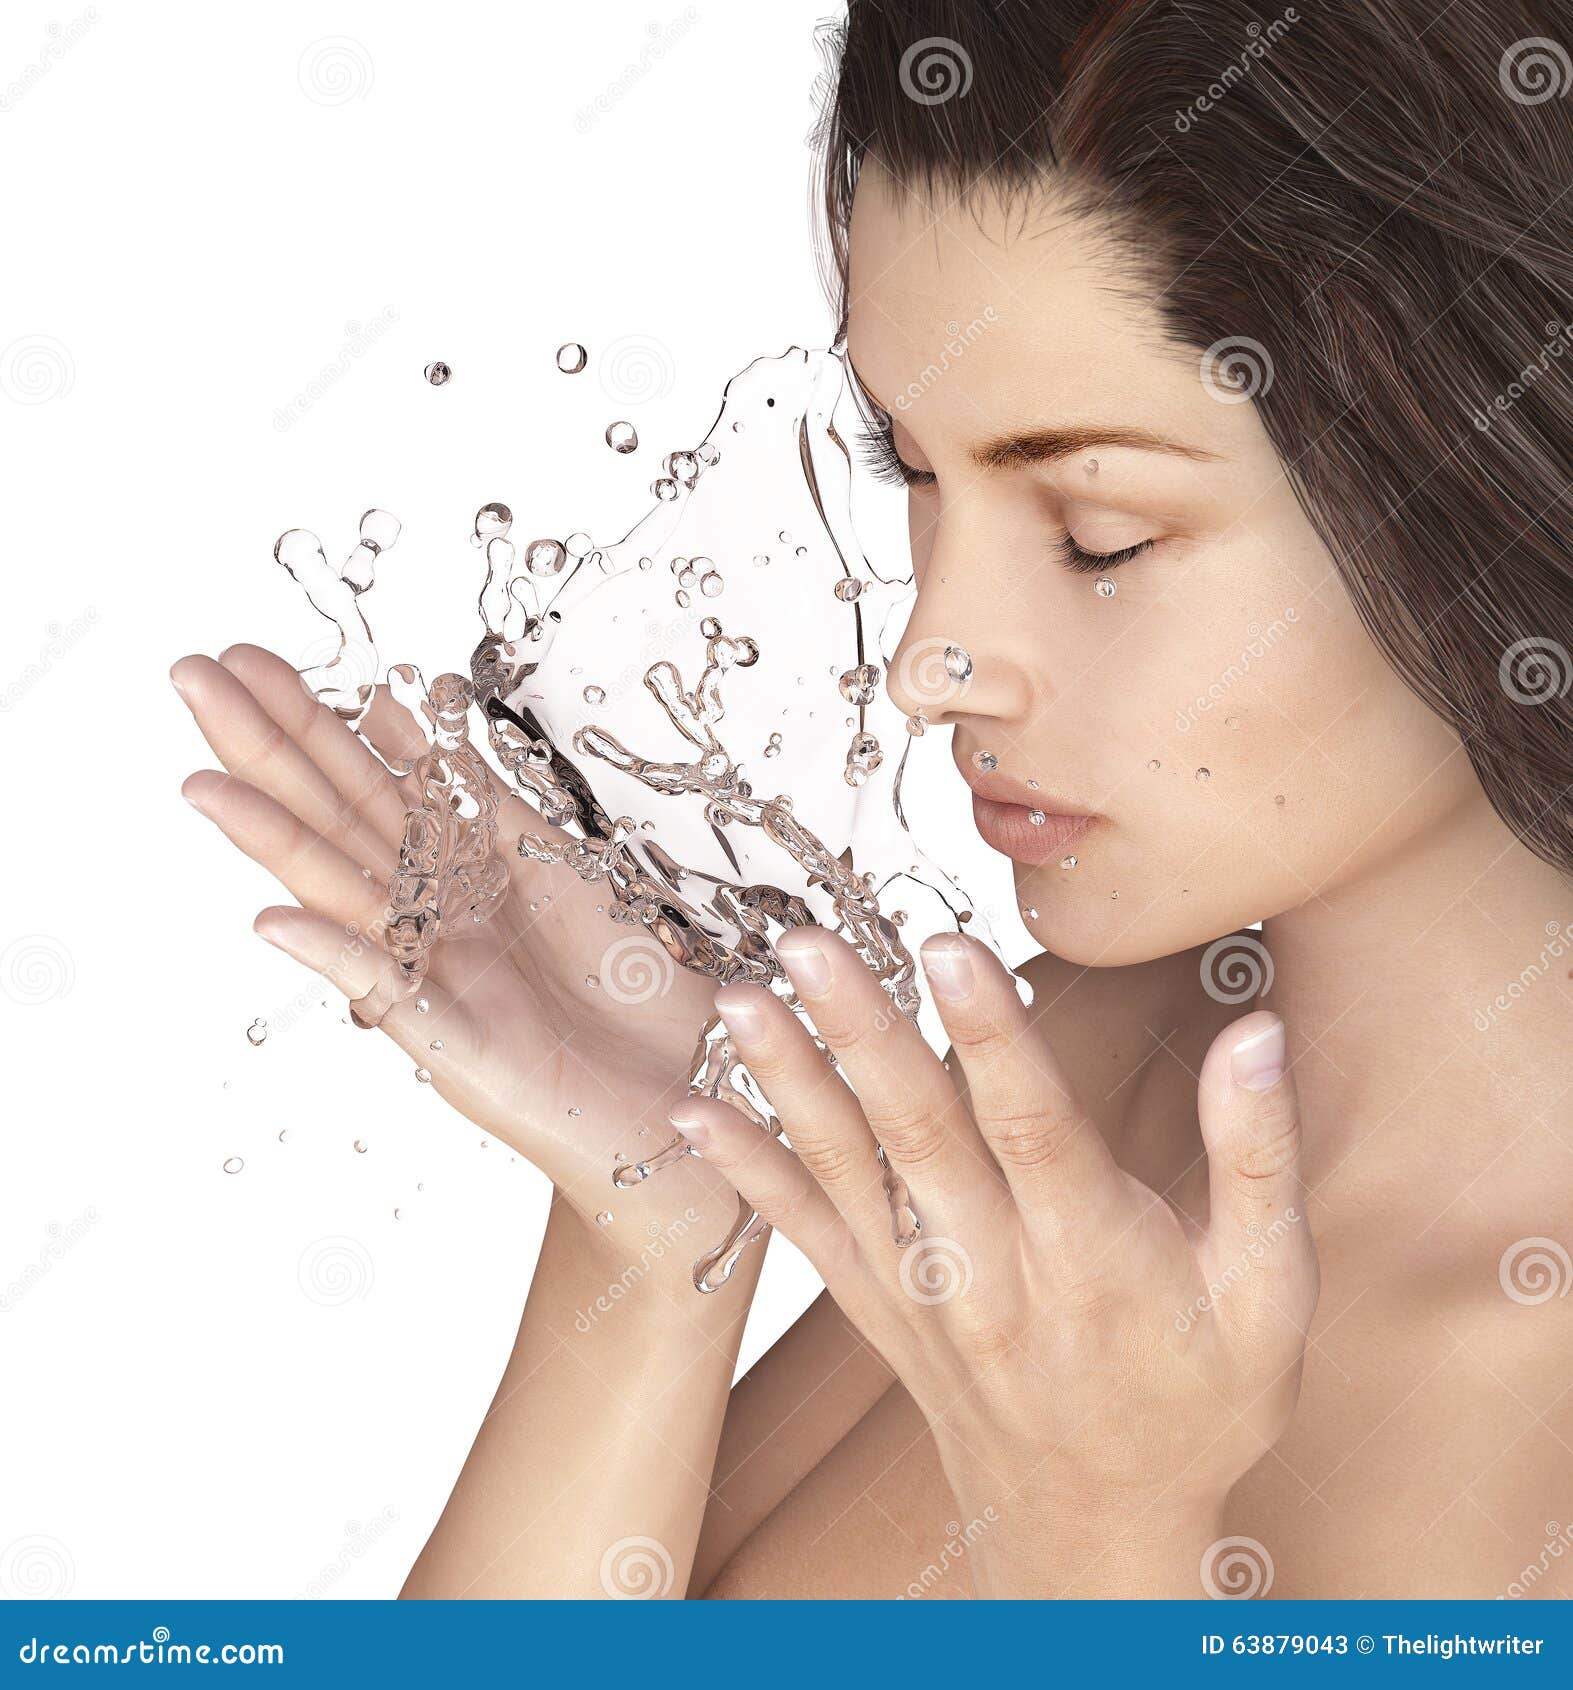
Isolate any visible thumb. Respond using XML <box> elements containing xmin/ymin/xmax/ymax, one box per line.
<box><xmin>1197</xmin><ymin>1012</ymin><xmax>1316</xmax><ymax>1324</ymax></box>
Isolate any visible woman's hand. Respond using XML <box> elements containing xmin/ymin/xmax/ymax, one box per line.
<box><xmin>172</xmin><ymin>644</ymin><xmax>743</xmax><ymax>1296</ymax></box>
<box><xmin>673</xmin><ymin>927</ymin><xmax>1319</xmax><ymax>1597</ymax></box>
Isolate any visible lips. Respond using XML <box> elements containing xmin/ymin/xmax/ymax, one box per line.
<box><xmin>961</xmin><ymin>766</ymin><xmax>1096</xmax><ymax>866</ymax></box>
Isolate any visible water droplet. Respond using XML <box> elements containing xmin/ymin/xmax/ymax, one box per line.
<box><xmin>565</xmin><ymin>532</ymin><xmax>592</xmax><ymax>559</ymax></box>
<box><xmin>1060</xmin><ymin>855</ymin><xmax>1078</xmax><ymax>870</ymax></box>
<box><xmin>1226</xmin><ymin>715</ymin><xmax>1241</xmax><ymax>729</ymax></box>
<box><xmin>414</xmin><ymin>1067</ymin><xmax>430</xmax><ymax>1084</ymax></box>
<box><xmin>700</xmin><ymin>571</ymin><xmax>724</xmax><ymax>597</ymax></box>
<box><xmin>353</xmin><ymin>1139</ymin><xmax>368</xmax><ymax>1153</ymax></box>
<box><xmin>1021</xmin><ymin>905</ymin><xmax>1039</xmax><ymax>920</ymax></box>
<box><xmin>1085</xmin><ymin>457</ymin><xmax>1098</xmax><ymax>474</ymax></box>
<box><xmin>834</xmin><ymin>578</ymin><xmax>863</xmax><ymax>602</ymax></box>
<box><xmin>696</xmin><ymin>442</ymin><xmax>720</xmax><ymax>465</ymax></box>
<box><xmin>1026</xmin><ymin>778</ymin><xmax>1040</xmax><ymax>790</ymax></box>
<box><xmin>605</xmin><ymin>420</ymin><xmax>638</xmax><ymax>453</ymax></box>
<box><xmin>1195</xmin><ymin>768</ymin><xmax>1211</xmax><ymax>782</ymax></box>
<box><xmin>222</xmin><ymin>1156</ymin><xmax>244</xmax><ymax>1174</ymax></box>
<box><xmin>1027</xmin><ymin>810</ymin><xmax>1046</xmax><ymax>826</ymax></box>
<box><xmin>585</xmin><ymin>973</ymin><xmax>600</xmax><ymax>989</ymax></box>
<box><xmin>429</xmin><ymin>1039</ymin><xmax>444</xmax><ymax>1052</ymax></box>
<box><xmin>1147</xmin><ymin>759</ymin><xmax>1161</xmax><ymax>772</ymax></box>
<box><xmin>596</xmin><ymin>1211</ymin><xmax>614</xmax><ymax>1227</ymax></box>
<box><xmin>1274</xmin><ymin>793</ymin><xmax>1286</xmax><ymax>806</ymax></box>
<box><xmin>415</xmin><ymin>998</ymin><xmax>429</xmax><ymax>1014</ymax></box>
<box><xmin>1110</xmin><ymin>890</ymin><xmax>1119</xmax><ymax>899</ymax></box>
<box><xmin>763</xmin><ymin>732</ymin><xmax>782</xmax><ymax>758</ymax></box>
<box><xmin>944</xmin><ymin>645</ymin><xmax>973</xmax><ymax>682</ymax></box>
<box><xmin>424</xmin><ymin>361</ymin><xmax>451</xmax><ymax>386</ymax></box>
<box><xmin>474</xmin><ymin>502</ymin><xmax>511</xmax><ymax>541</ymax></box>
<box><xmin>905</xmin><ymin>711</ymin><xmax>928</xmax><ymax>737</ymax></box>
<box><xmin>556</xmin><ymin>343</ymin><xmax>587</xmax><ymax>374</ymax></box>
<box><xmin>567</xmin><ymin>1105</ymin><xmax>582</xmax><ymax>1118</ymax></box>
<box><xmin>393</xmin><ymin>1208</ymin><xmax>401</xmax><ymax>1221</ymax></box>
<box><xmin>973</xmin><ymin>750</ymin><xmax>998</xmax><ymax>772</ymax></box>
<box><xmin>582</xmin><ymin>684</ymin><xmax>606</xmax><ymax>705</ymax></box>
<box><xmin>838</xmin><ymin>663</ymin><xmax>881</xmax><ymax>705</ymax></box>
<box><xmin>277</xmin><ymin>1129</ymin><xmax>289</xmax><ymax>1142</ymax></box>
<box><xmin>1094</xmin><ymin>577</ymin><xmax>1116</xmax><ymax>598</ymax></box>
<box><xmin>246</xmin><ymin>1018</ymin><xmax>267</xmax><ymax>1046</ymax></box>
<box><xmin>652</xmin><ymin>478</ymin><xmax>678</xmax><ymax>502</ymax></box>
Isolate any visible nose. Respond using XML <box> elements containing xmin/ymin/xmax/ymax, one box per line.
<box><xmin>883</xmin><ymin>523</ymin><xmax>1034</xmax><ymax>730</ymax></box>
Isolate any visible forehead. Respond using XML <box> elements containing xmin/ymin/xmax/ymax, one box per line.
<box><xmin>844</xmin><ymin>161</ymin><xmax>1194</xmax><ymax>441</ymax></box>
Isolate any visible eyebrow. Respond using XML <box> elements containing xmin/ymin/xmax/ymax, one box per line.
<box><xmin>969</xmin><ymin>423</ymin><xmax>1219</xmax><ymax>469</ymax></box>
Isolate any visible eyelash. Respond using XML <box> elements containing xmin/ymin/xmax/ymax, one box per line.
<box><xmin>859</xmin><ymin>423</ymin><xmax>1154</xmax><ymax>573</ymax></box>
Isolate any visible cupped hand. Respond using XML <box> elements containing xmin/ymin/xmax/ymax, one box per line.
<box><xmin>673</xmin><ymin>926</ymin><xmax>1319</xmax><ymax>1596</ymax></box>
<box><xmin>172</xmin><ymin>644</ymin><xmax>745</xmax><ymax>1284</ymax></box>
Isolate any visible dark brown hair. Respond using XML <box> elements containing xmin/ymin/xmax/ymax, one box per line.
<box><xmin>818</xmin><ymin>0</ymin><xmax>1573</xmax><ymax>873</ymax></box>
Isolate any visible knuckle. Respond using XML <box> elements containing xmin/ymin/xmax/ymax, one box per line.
<box><xmin>981</xmin><ymin>1105</ymin><xmax>1086</xmax><ymax>1174</ymax></box>
<box><xmin>1231</xmin><ymin>1112</ymin><xmax>1303</xmax><ymax>1186</ymax></box>
<box><xmin>790</xmin><ymin>1136</ymin><xmax>867</xmax><ymax>1193</ymax></box>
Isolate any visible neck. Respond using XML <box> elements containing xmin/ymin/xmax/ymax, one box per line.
<box><xmin>1263</xmin><ymin>795</ymin><xmax>1573</xmax><ymax>1243</ymax></box>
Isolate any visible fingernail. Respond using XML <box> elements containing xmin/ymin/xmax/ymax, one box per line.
<box><xmin>1231</xmin><ymin>1017</ymin><xmax>1286</xmax><ymax>1091</ymax></box>
<box><xmin>776</xmin><ymin>929</ymin><xmax>831</xmax><ymax>995</ymax></box>
<box><xmin>921</xmin><ymin>936</ymin><xmax>973</xmax><ymax>1002</ymax></box>
<box><xmin>669</xmin><ymin>1106</ymin><xmax>711</xmax><ymax>1151</ymax></box>
<box><xmin>714</xmin><ymin>984</ymin><xmax>765</xmax><ymax>1040</ymax></box>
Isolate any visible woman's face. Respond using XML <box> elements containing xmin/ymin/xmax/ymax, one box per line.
<box><xmin>847</xmin><ymin>163</ymin><xmax>1475</xmax><ymax>965</ymax></box>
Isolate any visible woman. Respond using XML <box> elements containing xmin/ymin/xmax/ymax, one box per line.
<box><xmin>173</xmin><ymin>0</ymin><xmax>1571</xmax><ymax>1598</ymax></box>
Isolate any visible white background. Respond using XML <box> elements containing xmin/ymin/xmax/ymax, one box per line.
<box><xmin>0</xmin><ymin>0</ymin><xmax>1025</xmax><ymax>1597</ymax></box>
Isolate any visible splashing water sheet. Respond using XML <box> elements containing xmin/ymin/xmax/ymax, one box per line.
<box><xmin>275</xmin><ymin>347</ymin><xmax>1021</xmax><ymax>1292</ymax></box>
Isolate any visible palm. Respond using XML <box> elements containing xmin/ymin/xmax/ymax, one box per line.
<box><xmin>173</xmin><ymin>644</ymin><xmax>744</xmax><ymax>1267</ymax></box>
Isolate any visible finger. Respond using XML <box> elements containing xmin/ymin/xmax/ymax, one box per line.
<box><xmin>772</xmin><ymin>929</ymin><xmax>997</xmax><ymax>1210</ymax></box>
<box><xmin>183</xmin><ymin>769</ymin><xmax>387</xmax><ymax>932</ymax></box>
<box><xmin>670</xmin><ymin>1094</ymin><xmax>851</xmax><ymax>1273</ymax></box>
<box><xmin>1197</xmin><ymin>1013</ymin><xmax>1316</xmax><ymax>1320</ymax></box>
<box><xmin>920</xmin><ymin>934</ymin><xmax>1124</xmax><ymax>1229</ymax></box>
<box><xmin>217</xmin><ymin>644</ymin><xmax>413</xmax><ymax>847</ymax></box>
<box><xmin>711</xmin><ymin>981</ymin><xmax>894</xmax><ymax>1237</ymax></box>
<box><xmin>172</xmin><ymin>654</ymin><xmax>398</xmax><ymax>876</ymax></box>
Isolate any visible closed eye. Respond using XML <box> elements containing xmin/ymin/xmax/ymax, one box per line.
<box><xmin>860</xmin><ymin>422</ymin><xmax>937</xmax><ymax>490</ymax></box>
<box><xmin>1058</xmin><ymin>535</ymin><xmax>1154</xmax><ymax>573</ymax></box>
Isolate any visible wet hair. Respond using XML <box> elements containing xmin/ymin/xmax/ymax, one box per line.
<box><xmin>817</xmin><ymin>0</ymin><xmax>1573</xmax><ymax>874</ymax></box>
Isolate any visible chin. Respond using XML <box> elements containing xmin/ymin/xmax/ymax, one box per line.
<box><xmin>1012</xmin><ymin>861</ymin><xmax>1246</xmax><ymax>971</ymax></box>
